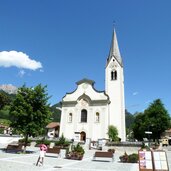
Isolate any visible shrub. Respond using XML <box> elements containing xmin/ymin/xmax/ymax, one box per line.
<box><xmin>128</xmin><ymin>153</ymin><xmax>138</xmax><ymax>163</ymax></box>
<box><xmin>0</xmin><ymin>128</ymin><xmax>4</xmax><ymax>134</ymax></box>
<box><xmin>55</xmin><ymin>134</ymin><xmax>70</xmax><ymax>147</ymax></box>
<box><xmin>119</xmin><ymin>152</ymin><xmax>138</xmax><ymax>163</ymax></box>
<box><xmin>19</xmin><ymin>138</ymin><xmax>32</xmax><ymax>144</ymax></box>
<box><xmin>73</xmin><ymin>143</ymin><xmax>85</xmax><ymax>155</ymax></box>
<box><xmin>107</xmin><ymin>125</ymin><xmax>119</xmax><ymax>141</ymax></box>
<box><xmin>36</xmin><ymin>139</ymin><xmax>51</xmax><ymax>146</ymax></box>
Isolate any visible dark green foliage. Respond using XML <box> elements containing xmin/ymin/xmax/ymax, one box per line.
<box><xmin>66</xmin><ymin>143</ymin><xmax>85</xmax><ymax>160</ymax></box>
<box><xmin>0</xmin><ymin>118</ymin><xmax>11</xmax><ymax>126</ymax></box>
<box><xmin>132</xmin><ymin>99</ymin><xmax>171</xmax><ymax>141</ymax></box>
<box><xmin>19</xmin><ymin>138</ymin><xmax>32</xmax><ymax>144</ymax></box>
<box><xmin>72</xmin><ymin>143</ymin><xmax>85</xmax><ymax>155</ymax></box>
<box><xmin>36</xmin><ymin>139</ymin><xmax>51</xmax><ymax>146</ymax></box>
<box><xmin>0</xmin><ymin>105</ymin><xmax>11</xmax><ymax>120</ymax></box>
<box><xmin>144</xmin><ymin>99</ymin><xmax>171</xmax><ymax>141</ymax></box>
<box><xmin>0</xmin><ymin>128</ymin><xmax>4</xmax><ymax>134</ymax></box>
<box><xmin>132</xmin><ymin>112</ymin><xmax>147</xmax><ymax>141</ymax></box>
<box><xmin>107</xmin><ymin>125</ymin><xmax>119</xmax><ymax>141</ymax></box>
<box><xmin>0</xmin><ymin>91</ymin><xmax>11</xmax><ymax>110</ymax></box>
<box><xmin>0</xmin><ymin>91</ymin><xmax>16</xmax><ymax>120</ymax></box>
<box><xmin>55</xmin><ymin>134</ymin><xmax>70</xmax><ymax>147</ymax></box>
<box><xmin>9</xmin><ymin>84</ymin><xmax>52</xmax><ymax>151</ymax></box>
<box><xmin>128</xmin><ymin>153</ymin><xmax>138</xmax><ymax>163</ymax></box>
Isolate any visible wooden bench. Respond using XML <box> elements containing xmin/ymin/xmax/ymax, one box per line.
<box><xmin>93</xmin><ymin>151</ymin><xmax>114</xmax><ymax>162</ymax></box>
<box><xmin>46</xmin><ymin>146</ymin><xmax>61</xmax><ymax>157</ymax></box>
<box><xmin>6</xmin><ymin>144</ymin><xmax>23</xmax><ymax>153</ymax></box>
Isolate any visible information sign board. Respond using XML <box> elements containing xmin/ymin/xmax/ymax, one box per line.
<box><xmin>139</xmin><ymin>149</ymin><xmax>153</xmax><ymax>171</ymax></box>
<box><xmin>153</xmin><ymin>151</ymin><xmax>169</xmax><ymax>171</ymax></box>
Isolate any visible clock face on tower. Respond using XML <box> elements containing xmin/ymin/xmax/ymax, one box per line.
<box><xmin>109</xmin><ymin>62</ymin><xmax>114</xmax><ymax>68</ymax></box>
<box><xmin>109</xmin><ymin>61</ymin><xmax>118</xmax><ymax>69</ymax></box>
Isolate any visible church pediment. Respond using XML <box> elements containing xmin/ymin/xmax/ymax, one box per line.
<box><xmin>62</xmin><ymin>78</ymin><xmax>109</xmax><ymax>106</ymax></box>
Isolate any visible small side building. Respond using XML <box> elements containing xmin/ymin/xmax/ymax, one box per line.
<box><xmin>46</xmin><ymin>122</ymin><xmax>60</xmax><ymax>138</ymax></box>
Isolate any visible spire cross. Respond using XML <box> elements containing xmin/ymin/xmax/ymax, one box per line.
<box><xmin>113</xmin><ymin>21</ymin><xmax>116</xmax><ymax>29</ymax></box>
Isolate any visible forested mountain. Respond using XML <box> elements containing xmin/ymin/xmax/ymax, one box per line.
<box><xmin>125</xmin><ymin>109</ymin><xmax>135</xmax><ymax>129</ymax></box>
<box><xmin>50</xmin><ymin>102</ymin><xmax>61</xmax><ymax>122</ymax></box>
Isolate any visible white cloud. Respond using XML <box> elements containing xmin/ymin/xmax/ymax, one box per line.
<box><xmin>132</xmin><ymin>92</ymin><xmax>139</xmax><ymax>96</ymax></box>
<box><xmin>18</xmin><ymin>70</ymin><xmax>25</xmax><ymax>77</ymax></box>
<box><xmin>0</xmin><ymin>51</ymin><xmax>42</xmax><ymax>70</ymax></box>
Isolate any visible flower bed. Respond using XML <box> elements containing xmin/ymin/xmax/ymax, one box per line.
<box><xmin>66</xmin><ymin>143</ymin><xmax>84</xmax><ymax>160</ymax></box>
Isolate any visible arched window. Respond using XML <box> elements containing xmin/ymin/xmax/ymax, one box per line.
<box><xmin>111</xmin><ymin>70</ymin><xmax>117</xmax><ymax>80</ymax></box>
<box><xmin>95</xmin><ymin>112</ymin><xmax>100</xmax><ymax>122</ymax></box>
<box><xmin>81</xmin><ymin>109</ymin><xmax>87</xmax><ymax>122</ymax></box>
<box><xmin>68</xmin><ymin>113</ymin><xmax>72</xmax><ymax>122</ymax></box>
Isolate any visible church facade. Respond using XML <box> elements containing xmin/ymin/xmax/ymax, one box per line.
<box><xmin>59</xmin><ymin>29</ymin><xmax>126</xmax><ymax>142</ymax></box>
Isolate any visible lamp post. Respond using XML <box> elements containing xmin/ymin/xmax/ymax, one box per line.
<box><xmin>145</xmin><ymin>131</ymin><xmax>152</xmax><ymax>147</ymax></box>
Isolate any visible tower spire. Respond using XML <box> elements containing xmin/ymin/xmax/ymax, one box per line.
<box><xmin>107</xmin><ymin>28</ymin><xmax>123</xmax><ymax>66</ymax></box>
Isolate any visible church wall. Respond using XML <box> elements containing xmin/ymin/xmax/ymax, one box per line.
<box><xmin>59</xmin><ymin>104</ymin><xmax>109</xmax><ymax>141</ymax></box>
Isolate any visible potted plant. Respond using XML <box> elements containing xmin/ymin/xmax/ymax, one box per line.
<box><xmin>66</xmin><ymin>143</ymin><xmax>85</xmax><ymax>160</ymax></box>
<box><xmin>119</xmin><ymin>152</ymin><xmax>128</xmax><ymax>162</ymax></box>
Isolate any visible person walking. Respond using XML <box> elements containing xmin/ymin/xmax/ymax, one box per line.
<box><xmin>36</xmin><ymin>144</ymin><xmax>47</xmax><ymax>166</ymax></box>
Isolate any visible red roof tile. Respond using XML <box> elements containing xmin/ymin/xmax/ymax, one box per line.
<box><xmin>46</xmin><ymin>122</ymin><xmax>60</xmax><ymax>129</ymax></box>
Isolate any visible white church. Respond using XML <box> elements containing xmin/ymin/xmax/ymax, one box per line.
<box><xmin>59</xmin><ymin>29</ymin><xmax>126</xmax><ymax>142</ymax></box>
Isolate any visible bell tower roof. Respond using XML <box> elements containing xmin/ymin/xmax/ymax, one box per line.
<box><xmin>107</xmin><ymin>29</ymin><xmax>123</xmax><ymax>67</ymax></box>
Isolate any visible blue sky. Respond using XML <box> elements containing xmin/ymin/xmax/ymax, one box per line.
<box><xmin>0</xmin><ymin>0</ymin><xmax>171</xmax><ymax>114</ymax></box>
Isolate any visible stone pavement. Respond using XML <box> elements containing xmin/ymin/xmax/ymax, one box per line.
<box><xmin>0</xmin><ymin>144</ymin><xmax>171</xmax><ymax>171</ymax></box>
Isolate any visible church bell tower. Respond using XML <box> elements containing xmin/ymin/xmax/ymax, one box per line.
<box><xmin>105</xmin><ymin>29</ymin><xmax>126</xmax><ymax>141</ymax></box>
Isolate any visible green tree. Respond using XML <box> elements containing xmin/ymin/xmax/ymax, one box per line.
<box><xmin>10</xmin><ymin>84</ymin><xmax>52</xmax><ymax>151</ymax></box>
<box><xmin>0</xmin><ymin>92</ymin><xmax>11</xmax><ymax>110</ymax></box>
<box><xmin>107</xmin><ymin>125</ymin><xmax>119</xmax><ymax>141</ymax></box>
<box><xmin>132</xmin><ymin>99</ymin><xmax>171</xmax><ymax>142</ymax></box>
<box><xmin>132</xmin><ymin>112</ymin><xmax>147</xmax><ymax>141</ymax></box>
<box><xmin>144</xmin><ymin>99</ymin><xmax>171</xmax><ymax>142</ymax></box>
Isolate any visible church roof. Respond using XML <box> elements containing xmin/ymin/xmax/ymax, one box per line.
<box><xmin>76</xmin><ymin>78</ymin><xmax>95</xmax><ymax>86</ymax></box>
<box><xmin>107</xmin><ymin>29</ymin><xmax>123</xmax><ymax>67</ymax></box>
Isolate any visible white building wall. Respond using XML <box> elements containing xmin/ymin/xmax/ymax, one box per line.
<box><xmin>59</xmin><ymin>103</ymin><xmax>109</xmax><ymax>141</ymax></box>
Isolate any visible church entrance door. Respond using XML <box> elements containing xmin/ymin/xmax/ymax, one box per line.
<box><xmin>80</xmin><ymin>131</ymin><xmax>86</xmax><ymax>142</ymax></box>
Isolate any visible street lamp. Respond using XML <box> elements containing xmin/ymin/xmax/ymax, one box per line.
<box><xmin>145</xmin><ymin>131</ymin><xmax>152</xmax><ymax>147</ymax></box>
